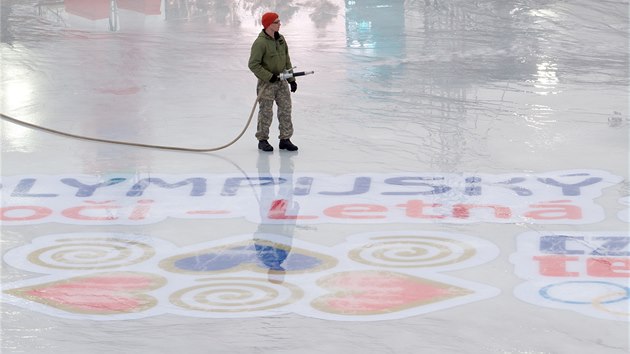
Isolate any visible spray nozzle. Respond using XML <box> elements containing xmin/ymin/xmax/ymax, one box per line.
<box><xmin>278</xmin><ymin>67</ymin><xmax>315</xmax><ymax>80</ymax></box>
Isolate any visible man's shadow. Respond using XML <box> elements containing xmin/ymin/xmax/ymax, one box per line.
<box><xmin>253</xmin><ymin>152</ymin><xmax>299</xmax><ymax>284</ymax></box>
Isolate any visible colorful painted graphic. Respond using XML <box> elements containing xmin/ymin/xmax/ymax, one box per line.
<box><xmin>0</xmin><ymin>169</ymin><xmax>623</xmax><ymax>225</ymax></box>
<box><xmin>510</xmin><ymin>231</ymin><xmax>630</xmax><ymax>321</ymax></box>
<box><xmin>2</xmin><ymin>231</ymin><xmax>499</xmax><ymax>321</ymax></box>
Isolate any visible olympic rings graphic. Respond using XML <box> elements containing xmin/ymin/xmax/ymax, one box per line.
<box><xmin>539</xmin><ymin>281</ymin><xmax>630</xmax><ymax>306</ymax></box>
<box><xmin>592</xmin><ymin>291</ymin><xmax>630</xmax><ymax>316</ymax></box>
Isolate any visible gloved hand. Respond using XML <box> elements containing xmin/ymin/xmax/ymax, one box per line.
<box><xmin>290</xmin><ymin>81</ymin><xmax>297</xmax><ymax>93</ymax></box>
<box><xmin>270</xmin><ymin>74</ymin><xmax>278</xmax><ymax>83</ymax></box>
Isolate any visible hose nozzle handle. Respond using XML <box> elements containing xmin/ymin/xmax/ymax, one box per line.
<box><xmin>278</xmin><ymin>68</ymin><xmax>315</xmax><ymax>80</ymax></box>
<box><xmin>292</xmin><ymin>71</ymin><xmax>315</xmax><ymax>77</ymax></box>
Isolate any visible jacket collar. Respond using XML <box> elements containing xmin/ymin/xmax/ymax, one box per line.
<box><xmin>261</xmin><ymin>29</ymin><xmax>281</xmax><ymax>40</ymax></box>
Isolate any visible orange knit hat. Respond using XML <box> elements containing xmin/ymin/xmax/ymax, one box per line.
<box><xmin>262</xmin><ymin>12</ymin><xmax>279</xmax><ymax>29</ymax></box>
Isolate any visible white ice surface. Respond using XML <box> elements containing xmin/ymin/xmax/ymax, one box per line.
<box><xmin>1</xmin><ymin>0</ymin><xmax>629</xmax><ymax>353</ymax></box>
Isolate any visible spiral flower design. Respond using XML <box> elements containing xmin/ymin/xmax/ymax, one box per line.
<box><xmin>27</xmin><ymin>237</ymin><xmax>155</xmax><ymax>270</ymax></box>
<box><xmin>349</xmin><ymin>235</ymin><xmax>475</xmax><ymax>268</ymax></box>
<box><xmin>170</xmin><ymin>277</ymin><xmax>303</xmax><ymax>313</ymax></box>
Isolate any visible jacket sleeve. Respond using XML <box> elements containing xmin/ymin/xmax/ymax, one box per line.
<box><xmin>248</xmin><ymin>40</ymin><xmax>273</xmax><ymax>82</ymax></box>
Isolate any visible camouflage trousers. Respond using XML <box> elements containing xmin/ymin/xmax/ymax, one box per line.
<box><xmin>255</xmin><ymin>79</ymin><xmax>293</xmax><ymax>140</ymax></box>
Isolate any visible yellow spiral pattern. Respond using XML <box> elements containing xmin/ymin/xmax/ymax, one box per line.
<box><xmin>27</xmin><ymin>237</ymin><xmax>155</xmax><ymax>270</ymax></box>
<box><xmin>170</xmin><ymin>277</ymin><xmax>303</xmax><ymax>313</ymax></box>
<box><xmin>349</xmin><ymin>235</ymin><xmax>475</xmax><ymax>268</ymax></box>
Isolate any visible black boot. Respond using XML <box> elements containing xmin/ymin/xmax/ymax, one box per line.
<box><xmin>279</xmin><ymin>139</ymin><xmax>298</xmax><ymax>151</ymax></box>
<box><xmin>258</xmin><ymin>140</ymin><xmax>274</xmax><ymax>152</ymax></box>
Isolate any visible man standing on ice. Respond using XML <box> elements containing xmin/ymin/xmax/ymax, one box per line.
<box><xmin>248</xmin><ymin>12</ymin><xmax>299</xmax><ymax>152</ymax></box>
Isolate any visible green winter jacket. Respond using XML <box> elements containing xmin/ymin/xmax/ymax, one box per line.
<box><xmin>248</xmin><ymin>30</ymin><xmax>295</xmax><ymax>83</ymax></box>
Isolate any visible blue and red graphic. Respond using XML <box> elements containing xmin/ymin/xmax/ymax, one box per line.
<box><xmin>0</xmin><ymin>170</ymin><xmax>622</xmax><ymax>225</ymax></box>
<box><xmin>510</xmin><ymin>231</ymin><xmax>629</xmax><ymax>321</ymax></box>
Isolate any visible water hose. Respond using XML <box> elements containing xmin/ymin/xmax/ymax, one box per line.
<box><xmin>0</xmin><ymin>69</ymin><xmax>314</xmax><ymax>152</ymax></box>
<box><xmin>0</xmin><ymin>87</ymin><xmax>263</xmax><ymax>152</ymax></box>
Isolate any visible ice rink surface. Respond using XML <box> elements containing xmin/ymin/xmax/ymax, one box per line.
<box><xmin>1</xmin><ymin>0</ymin><xmax>629</xmax><ymax>353</ymax></box>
